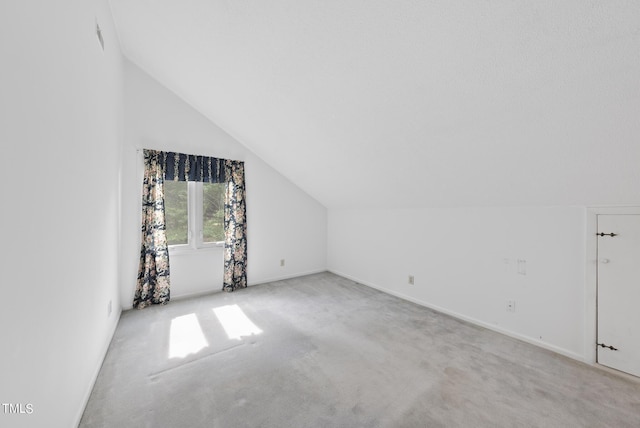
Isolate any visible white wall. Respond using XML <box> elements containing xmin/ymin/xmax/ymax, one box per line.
<box><xmin>0</xmin><ymin>1</ymin><xmax>123</xmax><ymax>427</ymax></box>
<box><xmin>120</xmin><ymin>60</ymin><xmax>327</xmax><ymax>308</ymax></box>
<box><xmin>328</xmin><ymin>206</ymin><xmax>587</xmax><ymax>360</ymax></box>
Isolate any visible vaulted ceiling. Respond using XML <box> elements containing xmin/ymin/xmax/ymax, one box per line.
<box><xmin>109</xmin><ymin>1</ymin><xmax>640</xmax><ymax>208</ymax></box>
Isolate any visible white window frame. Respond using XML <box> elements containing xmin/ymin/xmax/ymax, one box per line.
<box><xmin>169</xmin><ymin>181</ymin><xmax>224</xmax><ymax>254</ymax></box>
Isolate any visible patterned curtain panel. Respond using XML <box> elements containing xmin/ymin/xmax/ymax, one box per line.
<box><xmin>222</xmin><ymin>160</ymin><xmax>248</xmax><ymax>292</ymax></box>
<box><xmin>133</xmin><ymin>150</ymin><xmax>171</xmax><ymax>309</ymax></box>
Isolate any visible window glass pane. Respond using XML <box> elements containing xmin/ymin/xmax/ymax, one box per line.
<box><xmin>164</xmin><ymin>180</ymin><xmax>188</xmax><ymax>245</ymax></box>
<box><xmin>203</xmin><ymin>183</ymin><xmax>225</xmax><ymax>243</ymax></box>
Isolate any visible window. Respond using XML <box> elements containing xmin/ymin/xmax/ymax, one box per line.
<box><xmin>164</xmin><ymin>181</ymin><xmax>188</xmax><ymax>245</ymax></box>
<box><xmin>164</xmin><ymin>180</ymin><xmax>225</xmax><ymax>249</ymax></box>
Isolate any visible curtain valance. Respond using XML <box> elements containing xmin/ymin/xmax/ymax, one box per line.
<box><xmin>159</xmin><ymin>150</ymin><xmax>226</xmax><ymax>183</ymax></box>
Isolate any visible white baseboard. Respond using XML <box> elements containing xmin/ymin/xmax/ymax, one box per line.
<box><xmin>328</xmin><ymin>269</ymin><xmax>586</xmax><ymax>364</ymax></box>
<box><xmin>74</xmin><ymin>308</ymin><xmax>122</xmax><ymax>427</ymax></box>
<box><xmin>248</xmin><ymin>268</ymin><xmax>328</xmax><ymax>287</ymax></box>
<box><xmin>151</xmin><ymin>268</ymin><xmax>330</xmax><ymax>305</ymax></box>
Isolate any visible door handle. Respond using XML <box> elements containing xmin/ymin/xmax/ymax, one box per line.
<box><xmin>600</xmin><ymin>259</ymin><xmax>610</xmax><ymax>264</ymax></box>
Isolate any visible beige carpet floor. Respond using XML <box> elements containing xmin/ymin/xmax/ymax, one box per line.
<box><xmin>80</xmin><ymin>272</ymin><xmax>640</xmax><ymax>427</ymax></box>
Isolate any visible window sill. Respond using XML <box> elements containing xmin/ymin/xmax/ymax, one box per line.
<box><xmin>169</xmin><ymin>243</ymin><xmax>224</xmax><ymax>256</ymax></box>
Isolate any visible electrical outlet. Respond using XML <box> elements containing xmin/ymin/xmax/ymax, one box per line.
<box><xmin>506</xmin><ymin>300</ymin><xmax>516</xmax><ymax>312</ymax></box>
<box><xmin>517</xmin><ymin>259</ymin><xmax>526</xmax><ymax>275</ymax></box>
<box><xmin>408</xmin><ymin>275</ymin><xmax>415</xmax><ymax>285</ymax></box>
<box><xmin>280</xmin><ymin>259</ymin><xmax>285</xmax><ymax>267</ymax></box>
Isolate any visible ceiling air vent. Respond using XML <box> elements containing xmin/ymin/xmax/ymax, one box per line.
<box><xmin>96</xmin><ymin>19</ymin><xmax>104</xmax><ymax>51</ymax></box>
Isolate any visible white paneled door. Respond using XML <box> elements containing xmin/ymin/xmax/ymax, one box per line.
<box><xmin>597</xmin><ymin>214</ymin><xmax>640</xmax><ymax>377</ymax></box>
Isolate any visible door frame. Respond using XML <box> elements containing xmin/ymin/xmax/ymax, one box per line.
<box><xmin>585</xmin><ymin>206</ymin><xmax>640</xmax><ymax>365</ymax></box>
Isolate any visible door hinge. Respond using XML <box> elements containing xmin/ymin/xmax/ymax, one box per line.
<box><xmin>597</xmin><ymin>343</ymin><xmax>618</xmax><ymax>351</ymax></box>
<box><xmin>597</xmin><ymin>232</ymin><xmax>618</xmax><ymax>237</ymax></box>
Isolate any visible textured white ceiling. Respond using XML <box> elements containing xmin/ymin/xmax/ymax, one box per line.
<box><xmin>109</xmin><ymin>0</ymin><xmax>640</xmax><ymax>208</ymax></box>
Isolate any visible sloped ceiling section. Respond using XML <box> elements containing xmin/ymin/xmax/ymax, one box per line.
<box><xmin>109</xmin><ymin>0</ymin><xmax>640</xmax><ymax>208</ymax></box>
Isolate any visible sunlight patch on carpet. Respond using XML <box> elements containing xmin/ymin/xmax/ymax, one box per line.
<box><xmin>213</xmin><ymin>304</ymin><xmax>262</xmax><ymax>340</ymax></box>
<box><xmin>169</xmin><ymin>313</ymin><xmax>209</xmax><ymax>359</ymax></box>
